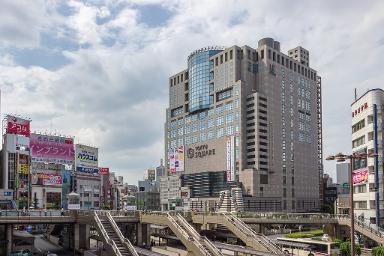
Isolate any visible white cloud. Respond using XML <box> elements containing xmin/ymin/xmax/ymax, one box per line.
<box><xmin>0</xmin><ymin>0</ymin><xmax>383</xmax><ymax>184</ymax></box>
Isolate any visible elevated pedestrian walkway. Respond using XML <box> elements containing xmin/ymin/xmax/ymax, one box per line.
<box><xmin>141</xmin><ymin>212</ymin><xmax>222</xmax><ymax>256</ymax></box>
<box><xmin>93</xmin><ymin>211</ymin><xmax>138</xmax><ymax>256</ymax></box>
<box><xmin>192</xmin><ymin>212</ymin><xmax>283</xmax><ymax>255</ymax></box>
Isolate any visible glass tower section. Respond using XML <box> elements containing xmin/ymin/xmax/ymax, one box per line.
<box><xmin>188</xmin><ymin>49</ymin><xmax>222</xmax><ymax>113</ymax></box>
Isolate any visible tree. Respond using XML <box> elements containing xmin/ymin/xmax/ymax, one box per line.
<box><xmin>320</xmin><ymin>203</ymin><xmax>334</xmax><ymax>214</ymax></box>
<box><xmin>340</xmin><ymin>241</ymin><xmax>361</xmax><ymax>256</ymax></box>
<box><xmin>372</xmin><ymin>246</ymin><xmax>384</xmax><ymax>256</ymax></box>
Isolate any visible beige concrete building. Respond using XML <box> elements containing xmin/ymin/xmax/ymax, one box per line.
<box><xmin>164</xmin><ymin>38</ymin><xmax>323</xmax><ymax>212</ymax></box>
<box><xmin>351</xmin><ymin>89</ymin><xmax>384</xmax><ymax>225</ymax></box>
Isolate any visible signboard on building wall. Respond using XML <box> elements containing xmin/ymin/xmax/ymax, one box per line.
<box><xmin>75</xmin><ymin>144</ymin><xmax>98</xmax><ymax>174</ymax></box>
<box><xmin>168</xmin><ymin>146</ymin><xmax>185</xmax><ymax>173</ymax></box>
<box><xmin>30</xmin><ymin>134</ymin><xmax>74</xmax><ymax>164</ymax></box>
<box><xmin>7</xmin><ymin>115</ymin><xmax>30</xmax><ymax>137</ymax></box>
<box><xmin>168</xmin><ymin>148</ymin><xmax>176</xmax><ymax>173</ymax></box>
<box><xmin>226</xmin><ymin>136</ymin><xmax>235</xmax><ymax>182</ymax></box>
<box><xmin>18</xmin><ymin>154</ymin><xmax>29</xmax><ymax>174</ymax></box>
<box><xmin>31</xmin><ymin>171</ymin><xmax>63</xmax><ymax>185</ymax></box>
<box><xmin>99</xmin><ymin>167</ymin><xmax>109</xmax><ymax>174</ymax></box>
<box><xmin>353</xmin><ymin>169</ymin><xmax>368</xmax><ymax>184</ymax></box>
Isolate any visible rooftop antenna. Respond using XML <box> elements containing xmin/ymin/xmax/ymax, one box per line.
<box><xmin>354</xmin><ymin>88</ymin><xmax>357</xmax><ymax>100</ymax></box>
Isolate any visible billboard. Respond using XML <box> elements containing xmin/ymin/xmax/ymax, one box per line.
<box><xmin>7</xmin><ymin>115</ymin><xmax>30</xmax><ymax>137</ymax></box>
<box><xmin>168</xmin><ymin>146</ymin><xmax>184</xmax><ymax>173</ymax></box>
<box><xmin>353</xmin><ymin>169</ymin><xmax>368</xmax><ymax>184</ymax></box>
<box><xmin>30</xmin><ymin>134</ymin><xmax>74</xmax><ymax>164</ymax></box>
<box><xmin>99</xmin><ymin>167</ymin><xmax>109</xmax><ymax>174</ymax></box>
<box><xmin>31</xmin><ymin>171</ymin><xmax>63</xmax><ymax>186</ymax></box>
<box><xmin>75</xmin><ymin>144</ymin><xmax>98</xmax><ymax>174</ymax></box>
<box><xmin>226</xmin><ymin>136</ymin><xmax>235</xmax><ymax>182</ymax></box>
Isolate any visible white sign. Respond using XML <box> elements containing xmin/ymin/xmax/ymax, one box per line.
<box><xmin>68</xmin><ymin>204</ymin><xmax>80</xmax><ymax>210</ymax></box>
<box><xmin>226</xmin><ymin>136</ymin><xmax>235</xmax><ymax>181</ymax></box>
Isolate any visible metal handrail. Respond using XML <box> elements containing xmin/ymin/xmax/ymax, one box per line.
<box><xmin>106</xmin><ymin>211</ymin><xmax>139</xmax><ymax>256</ymax></box>
<box><xmin>176</xmin><ymin>213</ymin><xmax>223</xmax><ymax>256</ymax></box>
<box><xmin>93</xmin><ymin>211</ymin><xmax>122</xmax><ymax>256</ymax></box>
<box><xmin>167</xmin><ymin>214</ymin><xmax>213</xmax><ymax>255</ymax></box>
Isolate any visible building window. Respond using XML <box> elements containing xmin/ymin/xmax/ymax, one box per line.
<box><xmin>226</xmin><ymin>113</ymin><xmax>234</xmax><ymax>123</ymax></box>
<box><xmin>216</xmin><ymin>116</ymin><xmax>224</xmax><ymax>126</ymax></box>
<box><xmin>226</xmin><ymin>126</ymin><xmax>234</xmax><ymax>135</ymax></box>
<box><xmin>217</xmin><ymin>128</ymin><xmax>224</xmax><ymax>138</ymax></box>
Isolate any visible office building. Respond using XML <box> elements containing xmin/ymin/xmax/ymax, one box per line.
<box><xmin>155</xmin><ymin>159</ymin><xmax>166</xmax><ymax>181</ymax></box>
<box><xmin>164</xmin><ymin>38</ymin><xmax>322</xmax><ymax>211</ymax></box>
<box><xmin>143</xmin><ymin>169</ymin><xmax>156</xmax><ymax>181</ymax></box>
<box><xmin>351</xmin><ymin>88</ymin><xmax>384</xmax><ymax>225</ymax></box>
<box><xmin>336</xmin><ymin>162</ymin><xmax>350</xmax><ymax>195</ymax></box>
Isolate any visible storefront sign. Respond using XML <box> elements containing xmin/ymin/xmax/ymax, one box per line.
<box><xmin>168</xmin><ymin>146</ymin><xmax>185</xmax><ymax>173</ymax></box>
<box><xmin>353</xmin><ymin>169</ymin><xmax>368</xmax><ymax>184</ymax></box>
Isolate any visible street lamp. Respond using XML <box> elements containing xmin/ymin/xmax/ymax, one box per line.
<box><xmin>326</xmin><ymin>152</ymin><xmax>377</xmax><ymax>256</ymax></box>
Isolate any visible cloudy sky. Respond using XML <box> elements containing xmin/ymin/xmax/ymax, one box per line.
<box><xmin>0</xmin><ymin>0</ymin><xmax>383</xmax><ymax>184</ymax></box>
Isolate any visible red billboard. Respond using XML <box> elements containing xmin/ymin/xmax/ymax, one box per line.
<box><xmin>353</xmin><ymin>169</ymin><xmax>369</xmax><ymax>184</ymax></box>
<box><xmin>99</xmin><ymin>167</ymin><xmax>109</xmax><ymax>174</ymax></box>
<box><xmin>30</xmin><ymin>134</ymin><xmax>74</xmax><ymax>164</ymax></box>
<box><xmin>7</xmin><ymin>115</ymin><xmax>30</xmax><ymax>137</ymax></box>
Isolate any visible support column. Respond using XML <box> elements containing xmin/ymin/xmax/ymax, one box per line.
<box><xmin>6</xmin><ymin>224</ymin><xmax>12</xmax><ymax>256</ymax></box>
<box><xmin>137</xmin><ymin>223</ymin><xmax>150</xmax><ymax>247</ymax></box>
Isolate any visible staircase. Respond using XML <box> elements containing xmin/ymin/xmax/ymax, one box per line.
<box><xmin>94</xmin><ymin>211</ymin><xmax>138</xmax><ymax>256</ymax></box>
<box><xmin>231</xmin><ymin>187</ymin><xmax>244</xmax><ymax>213</ymax></box>
<box><xmin>221</xmin><ymin>213</ymin><xmax>283</xmax><ymax>255</ymax></box>
<box><xmin>166</xmin><ymin>213</ymin><xmax>222</xmax><ymax>256</ymax></box>
<box><xmin>175</xmin><ymin>213</ymin><xmax>223</xmax><ymax>256</ymax></box>
<box><xmin>337</xmin><ymin>216</ymin><xmax>384</xmax><ymax>244</ymax></box>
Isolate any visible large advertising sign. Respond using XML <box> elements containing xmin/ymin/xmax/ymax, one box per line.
<box><xmin>226</xmin><ymin>136</ymin><xmax>235</xmax><ymax>182</ymax></box>
<box><xmin>31</xmin><ymin>171</ymin><xmax>63</xmax><ymax>186</ymax></box>
<box><xmin>30</xmin><ymin>134</ymin><xmax>74</xmax><ymax>164</ymax></box>
<box><xmin>353</xmin><ymin>169</ymin><xmax>369</xmax><ymax>184</ymax></box>
<box><xmin>75</xmin><ymin>144</ymin><xmax>98</xmax><ymax>174</ymax></box>
<box><xmin>7</xmin><ymin>115</ymin><xmax>30</xmax><ymax>137</ymax></box>
<box><xmin>168</xmin><ymin>146</ymin><xmax>184</xmax><ymax>173</ymax></box>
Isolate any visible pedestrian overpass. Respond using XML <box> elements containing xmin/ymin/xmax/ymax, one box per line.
<box><xmin>1</xmin><ymin>210</ymin><xmax>384</xmax><ymax>255</ymax></box>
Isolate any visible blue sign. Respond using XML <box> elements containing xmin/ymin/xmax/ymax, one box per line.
<box><xmin>76</xmin><ymin>166</ymin><xmax>98</xmax><ymax>174</ymax></box>
<box><xmin>26</xmin><ymin>225</ymin><xmax>32</xmax><ymax>233</ymax></box>
<box><xmin>4</xmin><ymin>191</ymin><xmax>12</xmax><ymax>196</ymax></box>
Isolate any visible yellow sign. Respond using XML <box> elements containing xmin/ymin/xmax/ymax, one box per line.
<box><xmin>19</xmin><ymin>164</ymin><xmax>29</xmax><ymax>174</ymax></box>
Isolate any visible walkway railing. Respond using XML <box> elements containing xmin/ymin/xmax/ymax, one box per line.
<box><xmin>105</xmin><ymin>211</ymin><xmax>139</xmax><ymax>256</ymax></box>
<box><xmin>93</xmin><ymin>211</ymin><xmax>122</xmax><ymax>256</ymax></box>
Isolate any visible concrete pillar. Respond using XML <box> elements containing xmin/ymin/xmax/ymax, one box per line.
<box><xmin>74</xmin><ymin>223</ymin><xmax>90</xmax><ymax>250</ymax></box>
<box><xmin>137</xmin><ymin>223</ymin><xmax>150</xmax><ymax>247</ymax></box>
<box><xmin>6</xmin><ymin>224</ymin><xmax>12</xmax><ymax>256</ymax></box>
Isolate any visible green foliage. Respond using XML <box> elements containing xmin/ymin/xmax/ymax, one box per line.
<box><xmin>372</xmin><ymin>246</ymin><xmax>384</xmax><ymax>256</ymax></box>
<box><xmin>340</xmin><ymin>241</ymin><xmax>361</xmax><ymax>256</ymax></box>
<box><xmin>286</xmin><ymin>229</ymin><xmax>323</xmax><ymax>239</ymax></box>
<box><xmin>321</xmin><ymin>203</ymin><xmax>334</xmax><ymax>214</ymax></box>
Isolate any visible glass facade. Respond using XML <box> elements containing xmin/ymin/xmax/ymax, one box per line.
<box><xmin>188</xmin><ymin>49</ymin><xmax>222</xmax><ymax>112</ymax></box>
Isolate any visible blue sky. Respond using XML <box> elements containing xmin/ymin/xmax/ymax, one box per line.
<box><xmin>0</xmin><ymin>0</ymin><xmax>383</xmax><ymax>184</ymax></box>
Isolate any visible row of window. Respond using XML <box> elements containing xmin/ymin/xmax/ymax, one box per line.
<box><xmin>170</xmin><ymin>71</ymin><xmax>188</xmax><ymax>87</ymax></box>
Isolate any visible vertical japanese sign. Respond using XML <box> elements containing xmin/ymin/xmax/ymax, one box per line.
<box><xmin>176</xmin><ymin>146</ymin><xmax>184</xmax><ymax>172</ymax></box>
<box><xmin>168</xmin><ymin>148</ymin><xmax>176</xmax><ymax>173</ymax></box>
<box><xmin>30</xmin><ymin>134</ymin><xmax>74</xmax><ymax>164</ymax></box>
<box><xmin>7</xmin><ymin>115</ymin><xmax>30</xmax><ymax>137</ymax></box>
<box><xmin>226</xmin><ymin>136</ymin><xmax>235</xmax><ymax>182</ymax></box>
<box><xmin>75</xmin><ymin>144</ymin><xmax>98</xmax><ymax>174</ymax></box>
